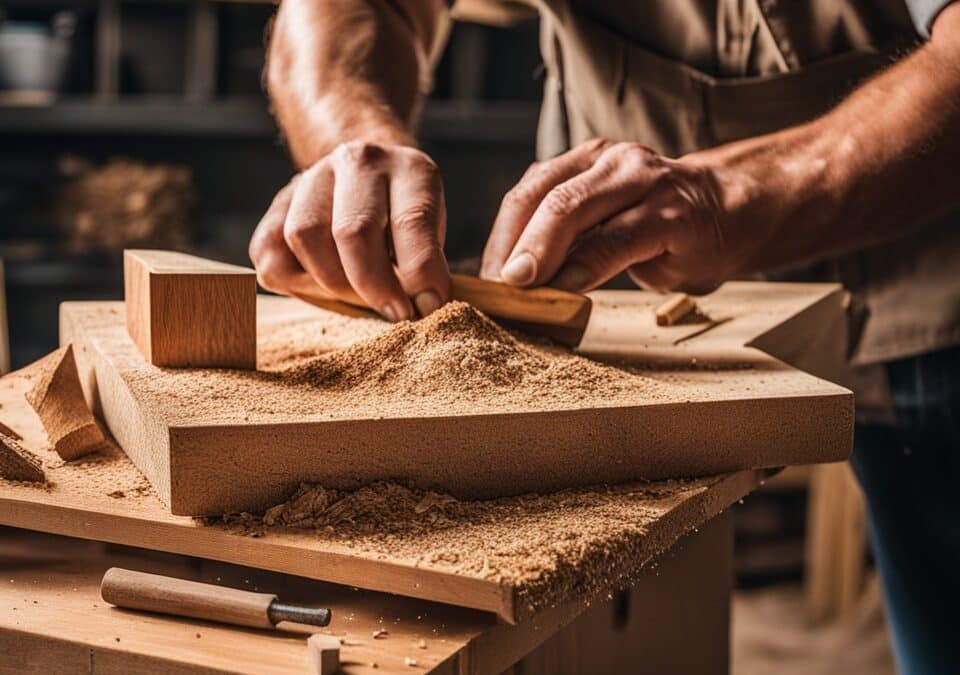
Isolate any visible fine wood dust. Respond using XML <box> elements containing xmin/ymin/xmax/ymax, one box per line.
<box><xmin>207</xmin><ymin>476</ymin><xmax>718</xmax><ymax>618</ymax></box>
<box><xmin>117</xmin><ymin>301</ymin><xmax>666</xmax><ymax>425</ymax></box>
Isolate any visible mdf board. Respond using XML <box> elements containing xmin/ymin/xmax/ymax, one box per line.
<box><xmin>0</xmin><ymin>356</ymin><xmax>761</xmax><ymax>624</ymax></box>
<box><xmin>60</xmin><ymin>283</ymin><xmax>853</xmax><ymax>516</ymax></box>
<box><xmin>123</xmin><ymin>249</ymin><xmax>257</xmax><ymax>369</ymax></box>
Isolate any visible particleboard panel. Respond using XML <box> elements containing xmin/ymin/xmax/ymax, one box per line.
<box><xmin>0</xmin><ymin>372</ymin><xmax>762</xmax><ymax>624</ymax></box>
<box><xmin>59</xmin><ymin>282</ymin><xmax>852</xmax><ymax>516</ymax></box>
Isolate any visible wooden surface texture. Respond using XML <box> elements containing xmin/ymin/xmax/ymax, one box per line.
<box><xmin>0</xmin><ymin>513</ymin><xmax>731</xmax><ymax>674</ymax></box>
<box><xmin>61</xmin><ymin>282</ymin><xmax>852</xmax><ymax>515</ymax></box>
<box><xmin>0</xmin><ymin>369</ymin><xmax>762</xmax><ymax>624</ymax></box>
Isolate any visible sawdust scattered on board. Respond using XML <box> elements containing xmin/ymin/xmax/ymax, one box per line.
<box><xmin>115</xmin><ymin>301</ymin><xmax>667</xmax><ymax>424</ymax></box>
<box><xmin>206</xmin><ymin>476</ymin><xmax>720</xmax><ymax>617</ymax></box>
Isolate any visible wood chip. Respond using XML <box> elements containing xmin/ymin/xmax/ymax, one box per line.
<box><xmin>0</xmin><ymin>432</ymin><xmax>45</xmax><ymax>483</ymax></box>
<box><xmin>0</xmin><ymin>420</ymin><xmax>21</xmax><ymax>441</ymax></box>
<box><xmin>654</xmin><ymin>293</ymin><xmax>697</xmax><ymax>326</ymax></box>
<box><xmin>23</xmin><ymin>345</ymin><xmax>104</xmax><ymax>460</ymax></box>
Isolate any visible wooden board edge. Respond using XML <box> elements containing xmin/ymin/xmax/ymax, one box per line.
<box><xmin>0</xmin><ymin>496</ymin><xmax>513</xmax><ymax>621</ymax></box>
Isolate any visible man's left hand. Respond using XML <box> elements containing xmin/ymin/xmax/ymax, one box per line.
<box><xmin>480</xmin><ymin>138</ymin><xmax>773</xmax><ymax>295</ymax></box>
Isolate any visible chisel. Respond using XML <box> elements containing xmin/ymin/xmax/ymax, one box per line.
<box><xmin>100</xmin><ymin>567</ymin><xmax>331</xmax><ymax>630</ymax></box>
<box><xmin>293</xmin><ymin>272</ymin><xmax>593</xmax><ymax>347</ymax></box>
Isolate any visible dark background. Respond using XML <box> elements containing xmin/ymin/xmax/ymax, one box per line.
<box><xmin>0</xmin><ymin>0</ymin><xmax>542</xmax><ymax>367</ymax></box>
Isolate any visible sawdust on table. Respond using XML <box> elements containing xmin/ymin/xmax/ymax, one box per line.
<box><xmin>115</xmin><ymin>301</ymin><xmax>668</xmax><ymax>424</ymax></box>
<box><xmin>206</xmin><ymin>476</ymin><xmax>717</xmax><ymax>617</ymax></box>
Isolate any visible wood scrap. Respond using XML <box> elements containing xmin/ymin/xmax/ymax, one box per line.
<box><xmin>307</xmin><ymin>634</ymin><xmax>341</xmax><ymax>675</ymax></box>
<box><xmin>23</xmin><ymin>345</ymin><xmax>104</xmax><ymax>460</ymax></box>
<box><xmin>0</xmin><ymin>432</ymin><xmax>44</xmax><ymax>482</ymax></box>
<box><xmin>51</xmin><ymin>156</ymin><xmax>193</xmax><ymax>256</ymax></box>
<box><xmin>654</xmin><ymin>293</ymin><xmax>697</xmax><ymax>326</ymax></box>
<box><xmin>0</xmin><ymin>420</ymin><xmax>21</xmax><ymax>441</ymax></box>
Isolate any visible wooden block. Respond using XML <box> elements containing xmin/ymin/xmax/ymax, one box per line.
<box><xmin>0</xmin><ymin>432</ymin><xmax>44</xmax><ymax>482</ymax></box>
<box><xmin>654</xmin><ymin>293</ymin><xmax>697</xmax><ymax>326</ymax></box>
<box><xmin>307</xmin><ymin>634</ymin><xmax>340</xmax><ymax>675</ymax></box>
<box><xmin>24</xmin><ymin>345</ymin><xmax>104</xmax><ymax>460</ymax></box>
<box><xmin>123</xmin><ymin>250</ymin><xmax>257</xmax><ymax>369</ymax></box>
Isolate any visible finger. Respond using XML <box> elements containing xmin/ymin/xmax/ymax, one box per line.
<box><xmin>626</xmin><ymin>259</ymin><xmax>675</xmax><ymax>293</ymax></box>
<box><xmin>549</xmin><ymin>202</ymin><xmax>668</xmax><ymax>293</ymax></box>
<box><xmin>389</xmin><ymin>155</ymin><xmax>451</xmax><ymax>317</ymax></box>
<box><xmin>330</xmin><ymin>149</ymin><xmax>413</xmax><ymax>322</ymax></box>
<box><xmin>250</xmin><ymin>176</ymin><xmax>314</xmax><ymax>295</ymax></box>
<box><xmin>501</xmin><ymin>143</ymin><xmax>669</xmax><ymax>287</ymax></box>
<box><xmin>480</xmin><ymin>138</ymin><xmax>609</xmax><ymax>280</ymax></box>
<box><xmin>282</xmin><ymin>162</ymin><xmax>360</xmax><ymax>303</ymax></box>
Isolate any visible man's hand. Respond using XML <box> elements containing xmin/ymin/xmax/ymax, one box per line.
<box><xmin>481</xmin><ymin>139</ymin><xmax>770</xmax><ymax>295</ymax></box>
<box><xmin>483</xmin><ymin>3</ymin><xmax>960</xmax><ymax>297</ymax></box>
<box><xmin>249</xmin><ymin>141</ymin><xmax>451</xmax><ymax>321</ymax></box>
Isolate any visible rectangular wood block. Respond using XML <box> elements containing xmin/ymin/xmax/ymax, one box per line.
<box><xmin>123</xmin><ymin>250</ymin><xmax>256</xmax><ymax>369</ymax></box>
<box><xmin>60</xmin><ymin>282</ymin><xmax>854</xmax><ymax>517</ymax></box>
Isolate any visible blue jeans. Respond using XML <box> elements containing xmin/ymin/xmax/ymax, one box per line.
<box><xmin>851</xmin><ymin>346</ymin><xmax>960</xmax><ymax>675</ymax></box>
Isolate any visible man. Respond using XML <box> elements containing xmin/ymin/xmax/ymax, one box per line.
<box><xmin>250</xmin><ymin>2</ymin><xmax>960</xmax><ymax>672</ymax></box>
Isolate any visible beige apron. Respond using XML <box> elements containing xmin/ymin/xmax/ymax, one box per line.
<box><xmin>531</xmin><ymin>0</ymin><xmax>960</xmax><ymax>380</ymax></box>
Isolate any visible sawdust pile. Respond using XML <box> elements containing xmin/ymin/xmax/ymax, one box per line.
<box><xmin>208</xmin><ymin>477</ymin><xmax>718</xmax><ymax>618</ymax></box>
<box><xmin>268</xmin><ymin>301</ymin><xmax>641</xmax><ymax>401</ymax></box>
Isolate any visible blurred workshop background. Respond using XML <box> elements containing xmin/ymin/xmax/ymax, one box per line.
<box><xmin>0</xmin><ymin>2</ymin><xmax>891</xmax><ymax>673</ymax></box>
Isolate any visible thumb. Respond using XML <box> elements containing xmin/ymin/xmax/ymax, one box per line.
<box><xmin>550</xmin><ymin>204</ymin><xmax>667</xmax><ymax>292</ymax></box>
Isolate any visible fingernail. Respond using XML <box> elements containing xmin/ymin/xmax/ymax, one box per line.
<box><xmin>381</xmin><ymin>304</ymin><xmax>398</xmax><ymax>322</ymax></box>
<box><xmin>414</xmin><ymin>290</ymin><xmax>443</xmax><ymax>317</ymax></box>
<box><xmin>500</xmin><ymin>252</ymin><xmax>537</xmax><ymax>286</ymax></box>
<box><xmin>551</xmin><ymin>264</ymin><xmax>591</xmax><ymax>292</ymax></box>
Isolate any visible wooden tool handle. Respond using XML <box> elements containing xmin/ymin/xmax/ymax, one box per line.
<box><xmin>293</xmin><ymin>273</ymin><xmax>591</xmax><ymax>328</ymax></box>
<box><xmin>101</xmin><ymin>567</ymin><xmax>277</xmax><ymax>629</ymax></box>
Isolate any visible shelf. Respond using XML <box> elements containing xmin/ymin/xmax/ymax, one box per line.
<box><xmin>0</xmin><ymin>98</ymin><xmax>539</xmax><ymax>142</ymax></box>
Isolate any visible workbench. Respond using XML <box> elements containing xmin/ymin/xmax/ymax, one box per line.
<box><xmin>0</xmin><ymin>511</ymin><xmax>731</xmax><ymax>674</ymax></box>
<box><xmin>0</xmin><ymin>281</ymin><xmax>852</xmax><ymax>673</ymax></box>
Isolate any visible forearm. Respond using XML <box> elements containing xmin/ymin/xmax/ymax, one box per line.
<box><xmin>267</xmin><ymin>0</ymin><xmax>446</xmax><ymax>168</ymax></box>
<box><xmin>699</xmin><ymin>3</ymin><xmax>960</xmax><ymax>273</ymax></box>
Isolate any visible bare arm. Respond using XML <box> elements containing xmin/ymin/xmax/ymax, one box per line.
<box><xmin>481</xmin><ymin>3</ymin><xmax>960</xmax><ymax>294</ymax></box>
<box><xmin>251</xmin><ymin>0</ymin><xmax>451</xmax><ymax>321</ymax></box>
<box><xmin>267</xmin><ymin>0</ymin><xmax>446</xmax><ymax>165</ymax></box>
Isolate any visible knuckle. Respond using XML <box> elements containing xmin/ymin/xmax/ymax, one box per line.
<box><xmin>332</xmin><ymin>212</ymin><xmax>380</xmax><ymax>242</ymax></box>
<box><xmin>501</xmin><ymin>183</ymin><xmax>537</xmax><ymax>211</ymax></box>
<box><xmin>282</xmin><ymin>215</ymin><xmax>315</xmax><ymax>248</ymax></box>
<box><xmin>581</xmin><ymin>137</ymin><xmax>609</xmax><ymax>155</ymax></box>
<box><xmin>397</xmin><ymin>246</ymin><xmax>440</xmax><ymax>283</ymax></box>
<box><xmin>255</xmin><ymin>262</ymin><xmax>285</xmax><ymax>293</ymax></box>
<box><xmin>392</xmin><ymin>202</ymin><xmax>439</xmax><ymax>233</ymax></box>
<box><xmin>542</xmin><ymin>182</ymin><xmax>588</xmax><ymax>217</ymax></box>
<box><xmin>333</xmin><ymin>140</ymin><xmax>385</xmax><ymax>166</ymax></box>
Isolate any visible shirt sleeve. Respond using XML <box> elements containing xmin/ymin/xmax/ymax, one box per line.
<box><xmin>904</xmin><ymin>0</ymin><xmax>956</xmax><ymax>37</ymax></box>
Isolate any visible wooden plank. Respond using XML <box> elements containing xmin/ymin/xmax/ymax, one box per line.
<box><xmin>123</xmin><ymin>250</ymin><xmax>257</xmax><ymax>369</ymax></box>
<box><xmin>0</xmin><ymin>512</ymin><xmax>732</xmax><ymax>674</ymax></box>
<box><xmin>62</xmin><ymin>282</ymin><xmax>851</xmax><ymax>515</ymax></box>
<box><xmin>0</xmin><ymin>368</ymin><xmax>762</xmax><ymax>624</ymax></box>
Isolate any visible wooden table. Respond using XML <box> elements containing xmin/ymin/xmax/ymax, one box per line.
<box><xmin>0</xmin><ymin>511</ymin><xmax>731</xmax><ymax>675</ymax></box>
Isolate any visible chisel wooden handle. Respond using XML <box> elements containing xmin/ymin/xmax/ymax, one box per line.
<box><xmin>101</xmin><ymin>567</ymin><xmax>279</xmax><ymax>629</ymax></box>
<box><xmin>293</xmin><ymin>273</ymin><xmax>593</xmax><ymax>346</ymax></box>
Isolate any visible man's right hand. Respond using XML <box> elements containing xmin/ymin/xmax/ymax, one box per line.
<box><xmin>249</xmin><ymin>140</ymin><xmax>451</xmax><ymax>321</ymax></box>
